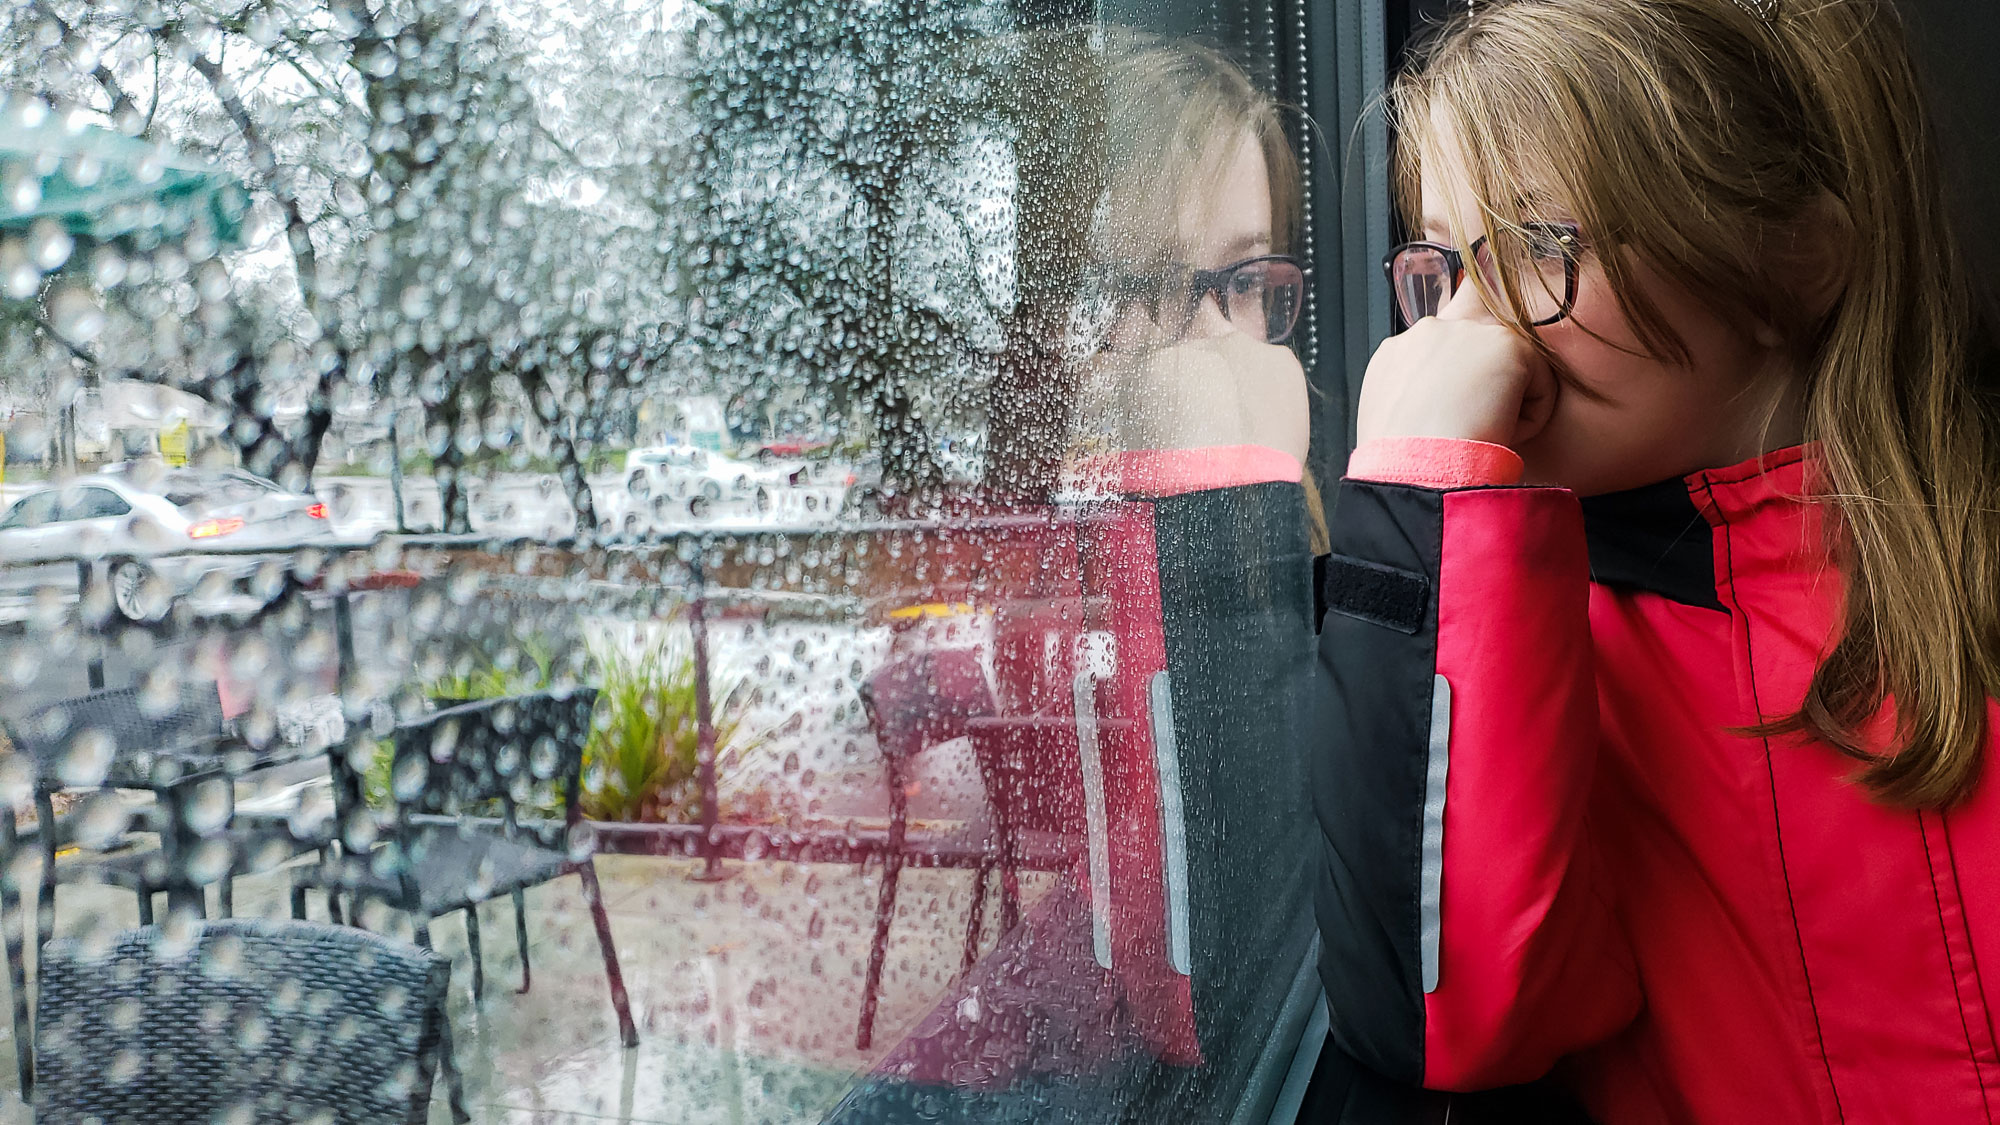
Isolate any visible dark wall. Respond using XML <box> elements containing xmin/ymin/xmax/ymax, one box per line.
<box><xmin>1898</xmin><ymin>0</ymin><xmax>2000</xmax><ymax>328</ymax></box>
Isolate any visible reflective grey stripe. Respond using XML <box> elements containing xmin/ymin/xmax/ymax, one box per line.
<box><xmin>1073</xmin><ymin>662</ymin><xmax>1114</xmax><ymax>971</ymax></box>
<box><xmin>1421</xmin><ymin>673</ymin><xmax>1451</xmax><ymax>994</ymax></box>
<box><xmin>1148</xmin><ymin>670</ymin><xmax>1192</xmax><ymax>977</ymax></box>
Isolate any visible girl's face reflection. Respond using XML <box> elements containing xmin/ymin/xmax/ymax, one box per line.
<box><xmin>1090</xmin><ymin>130</ymin><xmax>1309</xmax><ymax>463</ymax></box>
<box><xmin>1105</xmin><ymin>131</ymin><xmax>1274</xmax><ymax>351</ymax></box>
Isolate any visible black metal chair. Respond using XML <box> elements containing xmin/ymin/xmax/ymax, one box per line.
<box><xmin>8</xmin><ymin>683</ymin><xmax>332</xmax><ymax>927</ymax></box>
<box><xmin>34</xmin><ymin>918</ymin><xmax>463</xmax><ymax>1124</ymax></box>
<box><xmin>854</xmin><ymin>648</ymin><xmax>996</xmax><ymax>1050</ymax></box>
<box><xmin>289</xmin><ymin>690</ymin><xmax>639</xmax><ymax>1047</ymax></box>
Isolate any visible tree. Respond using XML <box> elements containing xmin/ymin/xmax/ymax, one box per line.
<box><xmin>1</xmin><ymin>0</ymin><xmax>654</xmax><ymax>525</ymax></box>
<box><xmin>664</xmin><ymin>0</ymin><xmax>1017</xmax><ymax>502</ymax></box>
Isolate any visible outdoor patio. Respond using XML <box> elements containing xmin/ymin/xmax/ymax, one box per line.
<box><xmin>0</xmin><ymin>848</ymin><xmax>1052</xmax><ymax>1124</ymax></box>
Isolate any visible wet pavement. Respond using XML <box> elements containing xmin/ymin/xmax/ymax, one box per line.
<box><xmin>0</xmin><ymin>849</ymin><xmax>1054</xmax><ymax>1123</ymax></box>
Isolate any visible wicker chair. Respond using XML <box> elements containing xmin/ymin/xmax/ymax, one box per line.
<box><xmin>289</xmin><ymin>690</ymin><xmax>638</xmax><ymax>1048</ymax></box>
<box><xmin>34</xmin><ymin>919</ymin><xmax>463</xmax><ymax>1124</ymax></box>
<box><xmin>0</xmin><ymin>683</ymin><xmax>334</xmax><ymax>1100</ymax></box>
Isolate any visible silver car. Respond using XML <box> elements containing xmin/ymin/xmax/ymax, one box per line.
<box><xmin>0</xmin><ymin>467</ymin><xmax>333</xmax><ymax>622</ymax></box>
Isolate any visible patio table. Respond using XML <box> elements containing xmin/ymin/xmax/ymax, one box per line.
<box><xmin>1</xmin><ymin>725</ymin><xmax>320</xmax><ymax>1100</ymax></box>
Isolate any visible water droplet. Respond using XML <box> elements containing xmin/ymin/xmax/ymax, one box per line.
<box><xmin>47</xmin><ymin>284</ymin><xmax>105</xmax><ymax>343</ymax></box>
<box><xmin>73</xmin><ymin>792</ymin><xmax>129</xmax><ymax>850</ymax></box>
<box><xmin>1</xmin><ymin>239</ymin><xmax>37</xmax><ymax>299</ymax></box>
<box><xmin>58</xmin><ymin>729</ymin><xmax>114</xmax><ymax>787</ymax></box>
<box><xmin>27</xmin><ymin>217</ymin><xmax>70</xmax><ymax>271</ymax></box>
<box><xmin>3</xmin><ymin>167</ymin><xmax>41</xmax><ymax>214</ymax></box>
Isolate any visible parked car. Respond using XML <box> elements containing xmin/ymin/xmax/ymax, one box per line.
<box><xmin>624</xmin><ymin>445</ymin><xmax>817</xmax><ymax>520</ymax></box>
<box><xmin>0</xmin><ymin>466</ymin><xmax>333</xmax><ymax>621</ymax></box>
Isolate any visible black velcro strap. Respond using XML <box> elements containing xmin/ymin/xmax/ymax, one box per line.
<box><xmin>1320</xmin><ymin>553</ymin><xmax>1429</xmax><ymax>635</ymax></box>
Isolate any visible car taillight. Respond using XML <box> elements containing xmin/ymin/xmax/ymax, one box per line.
<box><xmin>306</xmin><ymin>502</ymin><xmax>327</xmax><ymax>519</ymax></box>
<box><xmin>187</xmin><ymin>517</ymin><xmax>245</xmax><ymax>539</ymax></box>
<box><xmin>844</xmin><ymin>473</ymin><xmax>856</xmax><ymax>486</ymax></box>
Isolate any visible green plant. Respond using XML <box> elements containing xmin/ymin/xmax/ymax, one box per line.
<box><xmin>580</xmin><ymin>635</ymin><xmax>760</xmax><ymax>823</ymax></box>
<box><xmin>426</xmin><ymin>636</ymin><xmax>558</xmax><ymax>702</ymax></box>
<box><xmin>361</xmin><ymin>633</ymin><xmax>768</xmax><ymax>823</ymax></box>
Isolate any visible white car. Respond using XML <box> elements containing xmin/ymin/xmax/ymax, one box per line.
<box><xmin>623</xmin><ymin>446</ymin><xmax>814</xmax><ymax>521</ymax></box>
<box><xmin>0</xmin><ymin>467</ymin><xmax>333</xmax><ymax>622</ymax></box>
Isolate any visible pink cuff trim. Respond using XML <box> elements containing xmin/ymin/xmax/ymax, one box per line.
<box><xmin>1344</xmin><ymin>437</ymin><xmax>1524</xmax><ymax>489</ymax></box>
<box><xmin>1087</xmin><ymin>445</ymin><xmax>1304</xmax><ymax>498</ymax></box>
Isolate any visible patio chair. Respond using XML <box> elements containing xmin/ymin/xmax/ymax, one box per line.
<box><xmin>855</xmin><ymin>646</ymin><xmax>996</xmax><ymax>1050</ymax></box>
<box><xmin>8</xmin><ymin>683</ymin><xmax>332</xmax><ymax>928</ymax></box>
<box><xmin>34</xmin><ymin>918</ymin><xmax>463</xmax><ymax>1124</ymax></box>
<box><xmin>288</xmin><ymin>690</ymin><xmax>639</xmax><ymax>1048</ymax></box>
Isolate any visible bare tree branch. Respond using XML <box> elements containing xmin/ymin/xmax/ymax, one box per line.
<box><xmin>174</xmin><ymin>33</ymin><xmax>323</xmax><ymax>321</ymax></box>
<box><xmin>31</xmin><ymin>311</ymin><xmax>230</xmax><ymax>412</ymax></box>
<box><xmin>32</xmin><ymin>2</ymin><xmax>139</xmax><ymax>126</ymax></box>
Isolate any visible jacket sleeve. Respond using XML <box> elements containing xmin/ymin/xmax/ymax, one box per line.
<box><xmin>1310</xmin><ymin>468</ymin><xmax>1641</xmax><ymax>1091</ymax></box>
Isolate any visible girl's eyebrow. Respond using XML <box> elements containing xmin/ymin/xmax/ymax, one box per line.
<box><xmin>1214</xmin><ymin>233</ymin><xmax>1272</xmax><ymax>261</ymax></box>
<box><xmin>1419</xmin><ymin>215</ymin><xmax>1452</xmax><ymax>240</ymax></box>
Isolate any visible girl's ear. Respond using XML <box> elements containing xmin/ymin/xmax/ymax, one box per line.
<box><xmin>1752</xmin><ymin>192</ymin><xmax>1852</xmax><ymax>349</ymax></box>
<box><xmin>1789</xmin><ymin>191</ymin><xmax>1854</xmax><ymax>322</ymax></box>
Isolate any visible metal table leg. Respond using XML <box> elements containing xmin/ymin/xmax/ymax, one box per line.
<box><xmin>158</xmin><ymin>782</ymin><xmax>215</xmax><ymax>920</ymax></box>
<box><xmin>0</xmin><ymin>807</ymin><xmax>31</xmax><ymax>1101</ymax></box>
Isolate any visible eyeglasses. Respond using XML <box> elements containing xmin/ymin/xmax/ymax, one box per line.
<box><xmin>1382</xmin><ymin>222</ymin><xmax>1582</xmax><ymax>328</ymax></box>
<box><xmin>1086</xmin><ymin>254</ymin><xmax>1308</xmax><ymax>346</ymax></box>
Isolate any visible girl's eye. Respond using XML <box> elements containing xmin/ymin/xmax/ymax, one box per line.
<box><xmin>1526</xmin><ymin>226</ymin><xmax>1580</xmax><ymax>261</ymax></box>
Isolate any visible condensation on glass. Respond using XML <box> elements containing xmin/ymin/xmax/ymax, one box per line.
<box><xmin>0</xmin><ymin>1</ymin><xmax>1320</xmax><ymax>1121</ymax></box>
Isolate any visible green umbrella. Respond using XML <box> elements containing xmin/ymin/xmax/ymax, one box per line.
<box><xmin>0</xmin><ymin>116</ymin><xmax>249</xmax><ymax>249</ymax></box>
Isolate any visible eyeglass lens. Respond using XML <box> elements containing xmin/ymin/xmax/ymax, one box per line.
<box><xmin>1388</xmin><ymin>229</ymin><xmax>1573</xmax><ymax>326</ymax></box>
<box><xmin>1217</xmin><ymin>258</ymin><xmax>1305</xmax><ymax>344</ymax></box>
<box><xmin>1089</xmin><ymin>256</ymin><xmax>1305</xmax><ymax>346</ymax></box>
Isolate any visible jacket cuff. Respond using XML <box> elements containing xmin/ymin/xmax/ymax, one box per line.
<box><xmin>1345</xmin><ymin>437</ymin><xmax>1524</xmax><ymax>489</ymax></box>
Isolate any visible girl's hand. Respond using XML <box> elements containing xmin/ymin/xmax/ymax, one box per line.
<box><xmin>1355</xmin><ymin>315</ymin><xmax>1559</xmax><ymax>449</ymax></box>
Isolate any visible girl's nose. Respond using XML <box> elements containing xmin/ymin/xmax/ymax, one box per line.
<box><xmin>1437</xmin><ymin>268</ymin><xmax>1499</xmax><ymax>323</ymax></box>
<box><xmin>1184</xmin><ymin>290</ymin><xmax>1233</xmax><ymax>340</ymax></box>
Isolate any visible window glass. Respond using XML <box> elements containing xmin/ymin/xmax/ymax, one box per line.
<box><xmin>154</xmin><ymin>470</ymin><xmax>284</xmax><ymax>511</ymax></box>
<box><xmin>60</xmin><ymin>487</ymin><xmax>131</xmax><ymax>521</ymax></box>
<box><xmin>0</xmin><ymin>491</ymin><xmax>57</xmax><ymax>529</ymax></box>
<box><xmin>0</xmin><ymin>1</ymin><xmax>1327</xmax><ymax>1121</ymax></box>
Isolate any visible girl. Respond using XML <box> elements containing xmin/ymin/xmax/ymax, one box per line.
<box><xmin>1313</xmin><ymin>0</ymin><xmax>2000</xmax><ymax>1121</ymax></box>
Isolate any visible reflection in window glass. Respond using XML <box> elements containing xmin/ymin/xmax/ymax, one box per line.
<box><xmin>0</xmin><ymin>2</ymin><xmax>1322</xmax><ymax>1121</ymax></box>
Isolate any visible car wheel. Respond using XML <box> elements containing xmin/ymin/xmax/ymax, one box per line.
<box><xmin>689</xmin><ymin>495</ymin><xmax>711</xmax><ymax>519</ymax></box>
<box><xmin>110</xmin><ymin>560</ymin><xmax>168</xmax><ymax>623</ymax></box>
<box><xmin>755</xmin><ymin>486</ymin><xmax>772</xmax><ymax>514</ymax></box>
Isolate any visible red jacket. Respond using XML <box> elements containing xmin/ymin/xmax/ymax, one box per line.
<box><xmin>1313</xmin><ymin>441</ymin><xmax>2000</xmax><ymax>1123</ymax></box>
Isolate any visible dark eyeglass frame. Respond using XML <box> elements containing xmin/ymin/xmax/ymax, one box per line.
<box><xmin>1381</xmin><ymin>222</ymin><xmax>1582</xmax><ymax>328</ymax></box>
<box><xmin>1098</xmin><ymin>253</ymin><xmax>1309</xmax><ymax>345</ymax></box>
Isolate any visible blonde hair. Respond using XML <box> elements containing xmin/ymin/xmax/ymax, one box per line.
<box><xmin>1393</xmin><ymin>0</ymin><xmax>2000</xmax><ymax>807</ymax></box>
<box><xmin>1100</xmin><ymin>30</ymin><xmax>1301</xmax><ymax>271</ymax></box>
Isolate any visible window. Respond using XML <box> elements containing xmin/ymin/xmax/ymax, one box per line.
<box><xmin>59</xmin><ymin>487</ymin><xmax>131</xmax><ymax>521</ymax></box>
<box><xmin>0</xmin><ymin>492</ymin><xmax>57</xmax><ymax>530</ymax></box>
<box><xmin>0</xmin><ymin>0</ymin><xmax>1396</xmax><ymax>1120</ymax></box>
<box><xmin>158</xmin><ymin>471</ymin><xmax>283</xmax><ymax>511</ymax></box>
